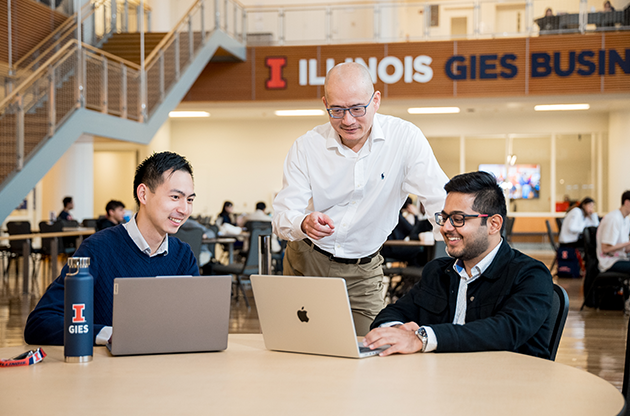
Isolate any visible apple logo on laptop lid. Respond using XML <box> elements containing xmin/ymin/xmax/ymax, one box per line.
<box><xmin>297</xmin><ymin>307</ymin><xmax>309</xmax><ymax>323</ymax></box>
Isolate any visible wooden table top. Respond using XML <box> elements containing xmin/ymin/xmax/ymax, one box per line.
<box><xmin>0</xmin><ymin>334</ymin><xmax>624</xmax><ymax>415</ymax></box>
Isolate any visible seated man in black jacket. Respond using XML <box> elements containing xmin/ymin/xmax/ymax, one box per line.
<box><xmin>364</xmin><ymin>171</ymin><xmax>554</xmax><ymax>358</ymax></box>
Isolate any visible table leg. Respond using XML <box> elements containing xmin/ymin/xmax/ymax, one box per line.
<box><xmin>22</xmin><ymin>239</ymin><xmax>30</xmax><ymax>295</ymax></box>
<box><xmin>51</xmin><ymin>237</ymin><xmax>59</xmax><ymax>283</ymax></box>
<box><xmin>229</xmin><ymin>243</ymin><xmax>234</xmax><ymax>264</ymax></box>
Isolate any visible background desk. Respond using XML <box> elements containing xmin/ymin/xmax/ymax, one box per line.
<box><xmin>0</xmin><ymin>334</ymin><xmax>624</xmax><ymax>415</ymax></box>
<box><xmin>1</xmin><ymin>229</ymin><xmax>95</xmax><ymax>293</ymax></box>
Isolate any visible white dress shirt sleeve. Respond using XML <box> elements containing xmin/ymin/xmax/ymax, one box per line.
<box><xmin>399</xmin><ymin>126</ymin><xmax>449</xmax><ymax>240</ymax></box>
<box><xmin>272</xmin><ymin>138</ymin><xmax>312</xmax><ymax>242</ymax></box>
<box><xmin>422</xmin><ymin>326</ymin><xmax>438</xmax><ymax>352</ymax></box>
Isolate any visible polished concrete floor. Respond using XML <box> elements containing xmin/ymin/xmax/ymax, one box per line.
<box><xmin>0</xmin><ymin>250</ymin><xmax>627</xmax><ymax>393</ymax></box>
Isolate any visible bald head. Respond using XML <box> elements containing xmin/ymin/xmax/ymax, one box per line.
<box><xmin>324</xmin><ymin>62</ymin><xmax>374</xmax><ymax>102</ymax></box>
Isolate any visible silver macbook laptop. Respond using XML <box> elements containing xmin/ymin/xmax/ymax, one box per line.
<box><xmin>107</xmin><ymin>275</ymin><xmax>231</xmax><ymax>356</ymax></box>
<box><xmin>251</xmin><ymin>275</ymin><xmax>386</xmax><ymax>359</ymax></box>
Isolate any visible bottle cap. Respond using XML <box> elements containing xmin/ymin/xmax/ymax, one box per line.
<box><xmin>68</xmin><ymin>257</ymin><xmax>90</xmax><ymax>268</ymax></box>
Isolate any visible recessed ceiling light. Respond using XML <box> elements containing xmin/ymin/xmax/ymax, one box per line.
<box><xmin>534</xmin><ymin>104</ymin><xmax>590</xmax><ymax>111</ymax></box>
<box><xmin>274</xmin><ymin>110</ymin><xmax>326</xmax><ymax>116</ymax></box>
<box><xmin>407</xmin><ymin>107</ymin><xmax>460</xmax><ymax>114</ymax></box>
<box><xmin>168</xmin><ymin>111</ymin><xmax>210</xmax><ymax>118</ymax></box>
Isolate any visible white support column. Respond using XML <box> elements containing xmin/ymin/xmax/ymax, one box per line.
<box><xmin>550</xmin><ymin>133</ymin><xmax>556</xmax><ymax>212</ymax></box>
<box><xmin>607</xmin><ymin>110</ymin><xmax>630</xmax><ymax>211</ymax></box>
<box><xmin>150</xmin><ymin>0</ymin><xmax>171</xmax><ymax>32</ymax></box>
<box><xmin>459</xmin><ymin>135</ymin><xmax>465</xmax><ymax>174</ymax></box>
<box><xmin>41</xmin><ymin>137</ymin><xmax>95</xmax><ymax>223</ymax></box>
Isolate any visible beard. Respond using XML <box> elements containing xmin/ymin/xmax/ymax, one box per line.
<box><xmin>444</xmin><ymin>232</ymin><xmax>490</xmax><ymax>261</ymax></box>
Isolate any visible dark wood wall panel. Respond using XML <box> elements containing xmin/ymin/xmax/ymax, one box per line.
<box><xmin>385</xmin><ymin>41</ymin><xmax>455</xmax><ymax>99</ymax></box>
<box><xmin>528</xmin><ymin>34</ymin><xmax>603</xmax><ymax>95</ymax></box>
<box><xmin>183</xmin><ymin>32</ymin><xmax>630</xmax><ymax>103</ymax></box>
<box><xmin>602</xmin><ymin>32</ymin><xmax>630</xmax><ymax>93</ymax></box>
<box><xmin>451</xmin><ymin>38</ymin><xmax>527</xmax><ymax>97</ymax></box>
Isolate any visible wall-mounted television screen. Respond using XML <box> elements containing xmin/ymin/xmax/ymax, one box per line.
<box><xmin>478</xmin><ymin>164</ymin><xmax>541</xmax><ymax>200</ymax></box>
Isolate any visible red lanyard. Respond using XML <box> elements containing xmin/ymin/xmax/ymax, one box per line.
<box><xmin>0</xmin><ymin>348</ymin><xmax>46</xmax><ymax>367</ymax></box>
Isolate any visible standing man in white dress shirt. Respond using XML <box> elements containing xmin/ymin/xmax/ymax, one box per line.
<box><xmin>272</xmin><ymin>62</ymin><xmax>448</xmax><ymax>335</ymax></box>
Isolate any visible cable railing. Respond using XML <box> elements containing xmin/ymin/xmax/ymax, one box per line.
<box><xmin>3</xmin><ymin>0</ymin><xmax>151</xmax><ymax>99</ymax></box>
<box><xmin>0</xmin><ymin>0</ymin><xmax>244</xmax><ymax>188</ymax></box>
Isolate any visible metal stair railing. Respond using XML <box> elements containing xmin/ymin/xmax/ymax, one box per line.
<box><xmin>0</xmin><ymin>0</ymin><xmax>245</xmax><ymax>188</ymax></box>
<box><xmin>4</xmin><ymin>0</ymin><xmax>151</xmax><ymax>96</ymax></box>
<box><xmin>0</xmin><ymin>39</ymin><xmax>142</xmax><ymax>179</ymax></box>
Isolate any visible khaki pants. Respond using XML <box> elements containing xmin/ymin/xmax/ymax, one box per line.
<box><xmin>283</xmin><ymin>239</ymin><xmax>385</xmax><ymax>336</ymax></box>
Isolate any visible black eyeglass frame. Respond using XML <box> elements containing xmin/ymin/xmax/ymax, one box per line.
<box><xmin>325</xmin><ymin>91</ymin><xmax>376</xmax><ymax>119</ymax></box>
<box><xmin>435</xmin><ymin>212</ymin><xmax>489</xmax><ymax>228</ymax></box>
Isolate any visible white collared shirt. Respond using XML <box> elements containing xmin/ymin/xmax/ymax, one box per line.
<box><xmin>558</xmin><ymin>207</ymin><xmax>599</xmax><ymax>244</ymax></box>
<box><xmin>122</xmin><ymin>215</ymin><xmax>169</xmax><ymax>257</ymax></box>
<box><xmin>272</xmin><ymin>113</ymin><xmax>448</xmax><ymax>258</ymax></box>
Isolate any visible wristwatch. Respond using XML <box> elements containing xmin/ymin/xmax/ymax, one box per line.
<box><xmin>415</xmin><ymin>327</ymin><xmax>429</xmax><ymax>353</ymax></box>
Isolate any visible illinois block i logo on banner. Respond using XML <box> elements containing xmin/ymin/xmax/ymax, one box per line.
<box><xmin>265</xmin><ymin>56</ymin><xmax>288</xmax><ymax>90</ymax></box>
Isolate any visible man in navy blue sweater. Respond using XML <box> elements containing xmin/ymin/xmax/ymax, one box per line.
<box><xmin>24</xmin><ymin>151</ymin><xmax>199</xmax><ymax>345</ymax></box>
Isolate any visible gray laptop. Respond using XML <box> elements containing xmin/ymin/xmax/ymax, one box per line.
<box><xmin>107</xmin><ymin>275</ymin><xmax>231</xmax><ymax>356</ymax></box>
<box><xmin>251</xmin><ymin>275</ymin><xmax>385</xmax><ymax>359</ymax></box>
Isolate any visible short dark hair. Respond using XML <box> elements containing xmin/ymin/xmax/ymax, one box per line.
<box><xmin>105</xmin><ymin>200</ymin><xmax>125</xmax><ymax>213</ymax></box>
<box><xmin>622</xmin><ymin>191</ymin><xmax>630</xmax><ymax>205</ymax></box>
<box><xmin>255</xmin><ymin>202</ymin><xmax>266</xmax><ymax>211</ymax></box>
<box><xmin>133</xmin><ymin>151</ymin><xmax>193</xmax><ymax>205</ymax></box>
<box><xmin>63</xmin><ymin>196</ymin><xmax>73</xmax><ymax>207</ymax></box>
<box><xmin>444</xmin><ymin>171</ymin><xmax>507</xmax><ymax>232</ymax></box>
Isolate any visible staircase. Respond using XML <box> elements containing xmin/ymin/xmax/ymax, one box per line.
<box><xmin>100</xmin><ymin>33</ymin><xmax>168</xmax><ymax>65</ymax></box>
<box><xmin>0</xmin><ymin>0</ymin><xmax>247</xmax><ymax>223</ymax></box>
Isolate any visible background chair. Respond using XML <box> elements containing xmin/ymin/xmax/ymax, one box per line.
<box><xmin>555</xmin><ymin>217</ymin><xmax>564</xmax><ymax>234</ymax></box>
<box><xmin>58</xmin><ymin>219</ymin><xmax>80</xmax><ymax>255</ymax></box>
<box><xmin>81</xmin><ymin>218</ymin><xmax>98</xmax><ymax>228</ymax></box>
<box><xmin>621</xmin><ymin>317</ymin><xmax>630</xmax><ymax>415</ymax></box>
<box><xmin>503</xmin><ymin>216</ymin><xmax>515</xmax><ymax>245</ymax></box>
<box><xmin>173</xmin><ymin>227</ymin><xmax>204</xmax><ymax>271</ymax></box>
<box><xmin>212</xmin><ymin>221</ymin><xmax>272</xmax><ymax>307</ymax></box>
<box><xmin>548</xmin><ymin>283</ymin><xmax>569</xmax><ymax>361</ymax></box>
<box><xmin>581</xmin><ymin>226</ymin><xmax>628</xmax><ymax>310</ymax></box>
<box><xmin>5</xmin><ymin>221</ymin><xmax>42</xmax><ymax>296</ymax></box>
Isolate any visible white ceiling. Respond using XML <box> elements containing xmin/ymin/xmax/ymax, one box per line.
<box><xmin>174</xmin><ymin>93</ymin><xmax>630</xmax><ymax>120</ymax></box>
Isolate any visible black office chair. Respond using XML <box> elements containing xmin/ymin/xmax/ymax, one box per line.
<box><xmin>621</xmin><ymin>316</ymin><xmax>630</xmax><ymax>413</ymax></box>
<box><xmin>58</xmin><ymin>219</ymin><xmax>80</xmax><ymax>255</ymax></box>
<box><xmin>545</xmin><ymin>219</ymin><xmax>559</xmax><ymax>273</ymax></box>
<box><xmin>555</xmin><ymin>217</ymin><xmax>564</xmax><ymax>234</ymax></box>
<box><xmin>81</xmin><ymin>218</ymin><xmax>98</xmax><ymax>229</ymax></box>
<box><xmin>212</xmin><ymin>221</ymin><xmax>272</xmax><ymax>307</ymax></box>
<box><xmin>581</xmin><ymin>227</ymin><xmax>628</xmax><ymax>310</ymax></box>
<box><xmin>503</xmin><ymin>217</ymin><xmax>515</xmax><ymax>245</ymax></box>
<box><xmin>383</xmin><ymin>239</ymin><xmax>447</xmax><ymax>304</ymax></box>
<box><xmin>548</xmin><ymin>283</ymin><xmax>569</xmax><ymax>361</ymax></box>
<box><xmin>5</xmin><ymin>221</ymin><xmax>43</xmax><ymax>296</ymax></box>
<box><xmin>173</xmin><ymin>227</ymin><xmax>204</xmax><ymax>272</ymax></box>
<box><xmin>38</xmin><ymin>221</ymin><xmax>67</xmax><ymax>288</ymax></box>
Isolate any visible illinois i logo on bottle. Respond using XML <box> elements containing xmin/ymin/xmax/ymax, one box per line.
<box><xmin>68</xmin><ymin>303</ymin><xmax>89</xmax><ymax>334</ymax></box>
<box><xmin>72</xmin><ymin>304</ymin><xmax>86</xmax><ymax>323</ymax></box>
